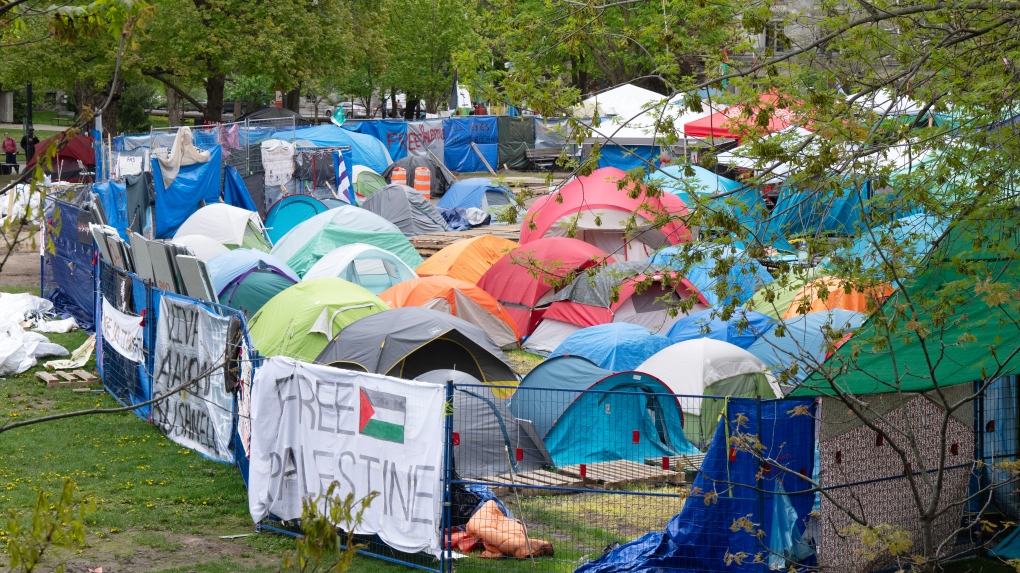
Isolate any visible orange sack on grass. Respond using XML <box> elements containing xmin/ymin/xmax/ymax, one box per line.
<box><xmin>465</xmin><ymin>501</ymin><xmax>554</xmax><ymax>559</ymax></box>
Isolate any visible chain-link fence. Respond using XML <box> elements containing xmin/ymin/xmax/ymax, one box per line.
<box><xmin>149</xmin><ymin>117</ymin><xmax>296</xmax><ymax>178</ymax></box>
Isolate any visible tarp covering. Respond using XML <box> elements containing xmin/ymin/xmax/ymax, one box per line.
<box><xmin>42</xmin><ymin>200</ymin><xmax>96</xmax><ymax>330</ymax></box>
<box><xmin>668</xmin><ymin>308</ymin><xmax>775</xmax><ymax>349</ymax></box>
<box><xmin>444</xmin><ymin>117</ymin><xmax>498</xmax><ymax>173</ymax></box>
<box><xmin>92</xmin><ymin>180</ymin><xmax>130</xmax><ymax>240</ymax></box>
<box><xmin>749</xmin><ymin>309</ymin><xmax>865</xmax><ymax>385</ymax></box>
<box><xmin>548</xmin><ymin>323</ymin><xmax>673</xmax><ymax>371</ymax></box>
<box><xmin>648</xmin><ymin>165</ymin><xmax>743</xmax><ymax>205</ymax></box>
<box><xmin>497</xmin><ymin>116</ymin><xmax>535</xmax><ymax>170</ymax></box>
<box><xmin>596</xmin><ymin>145</ymin><xmax>659</xmax><ymax>173</ymax></box>
<box><xmin>575</xmin><ymin>397</ymin><xmax>816</xmax><ymax>573</ymax></box>
<box><xmin>767</xmin><ymin>182</ymin><xmax>869</xmax><ymax>238</ymax></box>
<box><xmin>151</xmin><ymin>145</ymin><xmax>222</xmax><ymax>238</ymax></box>
<box><xmin>407</xmin><ymin>120</ymin><xmax>445</xmax><ymax>159</ymax></box>
<box><xmin>344</xmin><ymin>119</ymin><xmax>408</xmax><ymax>161</ymax></box>
<box><xmin>649</xmin><ymin>245</ymin><xmax>774</xmax><ymax>307</ymax></box>
<box><xmin>281</xmin><ymin>125</ymin><xmax>391</xmax><ymax>173</ymax></box>
<box><xmin>223</xmin><ymin>165</ymin><xmax>258</xmax><ymax>213</ymax></box>
<box><xmin>795</xmin><ymin>218</ymin><xmax>1020</xmax><ymax>395</ymax></box>
<box><xmin>683</xmin><ymin>93</ymin><xmax>801</xmax><ymax>141</ymax></box>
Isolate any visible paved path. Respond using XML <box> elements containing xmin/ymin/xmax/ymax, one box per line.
<box><xmin>0</xmin><ymin>123</ymin><xmax>69</xmax><ymax>132</ymax></box>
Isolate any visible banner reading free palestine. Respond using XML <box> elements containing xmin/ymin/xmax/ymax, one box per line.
<box><xmin>248</xmin><ymin>357</ymin><xmax>445</xmax><ymax>556</ymax></box>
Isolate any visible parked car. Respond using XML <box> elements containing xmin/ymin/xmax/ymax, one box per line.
<box><xmin>337</xmin><ymin>102</ymin><xmax>368</xmax><ymax>119</ymax></box>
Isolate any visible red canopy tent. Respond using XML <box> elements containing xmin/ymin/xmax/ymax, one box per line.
<box><xmin>26</xmin><ymin>133</ymin><xmax>95</xmax><ymax>181</ymax></box>
<box><xmin>684</xmin><ymin>93</ymin><xmax>802</xmax><ymax>141</ymax></box>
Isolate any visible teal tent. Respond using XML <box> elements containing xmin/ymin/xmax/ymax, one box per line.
<box><xmin>283</xmin><ymin>222</ymin><xmax>423</xmax><ymax>276</ymax></box>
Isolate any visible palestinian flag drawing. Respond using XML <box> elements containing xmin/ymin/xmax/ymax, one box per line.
<box><xmin>359</xmin><ymin>387</ymin><xmax>406</xmax><ymax>443</ymax></box>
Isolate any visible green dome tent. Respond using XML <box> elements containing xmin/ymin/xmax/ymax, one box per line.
<box><xmin>249</xmin><ymin>277</ymin><xmax>389</xmax><ymax>362</ymax></box>
<box><xmin>283</xmin><ymin>222</ymin><xmax>424</xmax><ymax>277</ymax></box>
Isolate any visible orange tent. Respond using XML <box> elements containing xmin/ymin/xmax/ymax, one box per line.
<box><xmin>782</xmin><ymin>277</ymin><xmax>894</xmax><ymax>319</ymax></box>
<box><xmin>380</xmin><ymin>276</ymin><xmax>521</xmax><ymax>348</ymax></box>
<box><xmin>416</xmin><ymin>235</ymin><xmax>519</xmax><ymax>284</ymax></box>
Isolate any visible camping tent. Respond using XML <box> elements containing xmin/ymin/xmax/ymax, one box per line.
<box><xmin>416</xmin><ymin>235</ymin><xmax>519</xmax><ymax>284</ymax></box>
<box><xmin>748</xmin><ymin>309</ymin><xmax>865</xmax><ymax>385</ymax></box>
<box><xmin>497</xmin><ymin>116</ymin><xmax>536</xmax><ymax>171</ymax></box>
<box><xmin>249</xmin><ymin>277</ymin><xmax>388</xmax><ymax>362</ymax></box>
<box><xmin>437</xmin><ymin>178</ymin><xmax>516</xmax><ymax>220</ymax></box>
<box><xmin>477</xmin><ymin>237</ymin><xmax>613</xmax><ymax>337</ymax></box>
<box><xmin>361</xmin><ymin>184</ymin><xmax>449</xmax><ymax>237</ymax></box>
<box><xmin>668</xmin><ymin>308</ymin><xmax>776</xmax><ymax>349</ymax></box>
<box><xmin>269</xmin><ymin>204</ymin><xmax>406</xmax><ymax>261</ymax></box>
<box><xmin>416</xmin><ymin>369</ymin><xmax>552</xmax><ymax>479</ymax></box>
<box><xmin>302</xmin><ymin>243</ymin><xmax>418</xmax><ymax>294</ymax></box>
<box><xmin>781</xmin><ymin>276</ymin><xmax>893</xmax><ymax>319</ymax></box>
<box><xmin>264</xmin><ymin>195</ymin><xmax>330</xmax><ymax>244</ymax></box>
<box><xmin>637</xmin><ymin>338</ymin><xmax>779</xmax><ymax>444</ymax></box>
<box><xmin>25</xmin><ymin>133</ymin><xmax>95</xmax><ymax>181</ymax></box>
<box><xmin>509</xmin><ymin>355</ymin><xmax>700</xmax><ymax>465</ymax></box>
<box><xmin>379</xmin><ymin>276</ymin><xmax>520</xmax><ymax>348</ymax></box>
<box><xmin>278</xmin><ymin>223</ymin><xmax>423</xmax><ymax>277</ymax></box>
<box><xmin>548</xmin><ymin>323</ymin><xmax>674</xmax><ymax>371</ymax></box>
<box><xmin>745</xmin><ymin>266</ymin><xmax>825</xmax><ymax>319</ymax></box>
<box><xmin>171</xmin><ymin>235</ymin><xmax>230</xmax><ymax>262</ymax></box>
<box><xmin>381</xmin><ymin>155</ymin><xmax>454</xmax><ymax>199</ymax></box>
<box><xmin>316</xmin><ymin>307</ymin><xmax>518</xmax><ymax>396</ymax></box>
<box><xmin>648</xmin><ymin>165</ymin><xmax>743</xmax><ymax>206</ymax></box>
<box><xmin>523</xmin><ymin>261</ymin><xmax>708</xmax><ymax>354</ymax></box>
<box><xmin>173</xmin><ymin>203</ymin><xmax>272</xmax><ymax>252</ymax></box>
<box><xmin>352</xmin><ymin>165</ymin><xmax>388</xmax><ymax>200</ymax></box>
<box><xmin>206</xmin><ymin>249</ymin><xmax>299</xmax><ymax>316</ymax></box>
<box><xmin>649</xmin><ymin>244</ymin><xmax>774</xmax><ymax>307</ymax></box>
<box><xmin>684</xmin><ymin>93</ymin><xmax>803</xmax><ymax>141</ymax></box>
<box><xmin>519</xmin><ymin>167</ymin><xmax>692</xmax><ymax>260</ymax></box>
<box><xmin>575</xmin><ymin>84</ymin><xmax>664</xmax><ymax>118</ymax></box>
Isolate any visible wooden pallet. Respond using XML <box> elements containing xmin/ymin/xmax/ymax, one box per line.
<box><xmin>479</xmin><ymin>468</ymin><xmax>583</xmax><ymax>497</ymax></box>
<box><xmin>35</xmin><ymin>370</ymin><xmax>99</xmax><ymax>389</ymax></box>
<box><xmin>558</xmin><ymin>460</ymin><xmax>684</xmax><ymax>489</ymax></box>
<box><xmin>409</xmin><ymin>225</ymin><xmax>522</xmax><ymax>257</ymax></box>
<box><xmin>644</xmin><ymin>453</ymin><xmax>707</xmax><ymax>473</ymax></box>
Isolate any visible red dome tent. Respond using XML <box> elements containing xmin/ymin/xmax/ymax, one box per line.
<box><xmin>477</xmin><ymin>237</ymin><xmax>614</xmax><ymax>337</ymax></box>
<box><xmin>25</xmin><ymin>133</ymin><xmax>95</xmax><ymax>182</ymax></box>
<box><xmin>519</xmin><ymin>167</ymin><xmax>692</xmax><ymax>261</ymax></box>
<box><xmin>683</xmin><ymin>93</ymin><xmax>801</xmax><ymax>141</ymax></box>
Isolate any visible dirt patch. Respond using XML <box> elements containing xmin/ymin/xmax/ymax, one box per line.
<box><xmin>1</xmin><ymin>239</ymin><xmax>41</xmax><ymax>288</ymax></box>
<box><xmin>60</xmin><ymin>531</ymin><xmax>267</xmax><ymax>573</ymax></box>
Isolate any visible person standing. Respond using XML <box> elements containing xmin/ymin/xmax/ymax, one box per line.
<box><xmin>20</xmin><ymin>132</ymin><xmax>38</xmax><ymax>163</ymax></box>
<box><xmin>1</xmin><ymin>133</ymin><xmax>15</xmax><ymax>174</ymax></box>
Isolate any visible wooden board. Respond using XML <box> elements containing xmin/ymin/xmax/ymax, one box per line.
<box><xmin>557</xmin><ymin>460</ymin><xmax>684</xmax><ymax>489</ymax></box>
<box><xmin>478</xmin><ymin>468</ymin><xmax>583</xmax><ymax>497</ymax></box>
<box><xmin>36</xmin><ymin>370</ymin><xmax>100</xmax><ymax>389</ymax></box>
<box><xmin>409</xmin><ymin>225</ymin><xmax>522</xmax><ymax>257</ymax></box>
<box><xmin>645</xmin><ymin>453</ymin><xmax>707</xmax><ymax>473</ymax></box>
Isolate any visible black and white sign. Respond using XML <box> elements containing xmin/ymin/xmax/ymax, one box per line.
<box><xmin>248</xmin><ymin>357</ymin><xmax>445</xmax><ymax>556</ymax></box>
<box><xmin>153</xmin><ymin>296</ymin><xmax>233</xmax><ymax>463</ymax></box>
<box><xmin>101</xmin><ymin>298</ymin><xmax>143</xmax><ymax>362</ymax></box>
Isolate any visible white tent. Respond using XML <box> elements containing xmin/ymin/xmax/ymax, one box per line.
<box><xmin>715</xmin><ymin>127</ymin><xmax>815</xmax><ymax>183</ymax></box>
<box><xmin>575</xmin><ymin>84</ymin><xmax>665</xmax><ymax>118</ymax></box>
<box><xmin>269</xmin><ymin>205</ymin><xmax>403</xmax><ymax>263</ymax></box>
<box><xmin>302</xmin><ymin>243</ymin><xmax>418</xmax><ymax>294</ymax></box>
<box><xmin>173</xmin><ymin>203</ymin><xmax>271</xmax><ymax>251</ymax></box>
<box><xmin>171</xmin><ymin>235</ymin><xmax>231</xmax><ymax>262</ymax></box>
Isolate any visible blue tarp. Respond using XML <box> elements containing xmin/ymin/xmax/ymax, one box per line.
<box><xmin>43</xmin><ymin>200</ymin><xmax>97</xmax><ymax>331</ymax></box>
<box><xmin>223</xmin><ymin>165</ymin><xmax>258</xmax><ymax>213</ymax></box>
<box><xmin>575</xmin><ymin>398</ymin><xmax>816</xmax><ymax>573</ymax></box>
<box><xmin>819</xmin><ymin>212</ymin><xmax>947</xmax><ymax>281</ymax></box>
<box><xmin>668</xmin><ymin>308</ymin><xmax>775</xmax><ymax>349</ymax></box>
<box><xmin>437</xmin><ymin>207</ymin><xmax>474</xmax><ymax>231</ymax></box>
<box><xmin>548</xmin><ymin>323</ymin><xmax>674</xmax><ymax>371</ymax></box>
<box><xmin>93</xmin><ymin>180</ymin><xmax>130</xmax><ymax>240</ymax></box>
<box><xmin>152</xmin><ymin>145</ymin><xmax>222</xmax><ymax>238</ymax></box>
<box><xmin>285</xmin><ymin>125</ymin><xmax>392</xmax><ymax>173</ymax></box>
<box><xmin>444</xmin><ymin>117</ymin><xmax>498</xmax><ymax>172</ymax></box>
<box><xmin>649</xmin><ymin>165</ymin><xmax>742</xmax><ymax>206</ymax></box>
<box><xmin>344</xmin><ymin>120</ymin><xmax>408</xmax><ymax>161</ymax></box>
<box><xmin>768</xmin><ymin>182</ymin><xmax>869</xmax><ymax>238</ymax></box>
<box><xmin>746</xmin><ymin>309</ymin><xmax>865</xmax><ymax>383</ymax></box>
<box><xmin>597</xmin><ymin>145</ymin><xmax>659</xmax><ymax>173</ymax></box>
<box><xmin>650</xmin><ymin>245</ymin><xmax>774</xmax><ymax>307</ymax></box>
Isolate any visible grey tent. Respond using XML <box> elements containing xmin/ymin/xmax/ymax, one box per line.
<box><xmin>315</xmin><ymin>307</ymin><xmax>519</xmax><ymax>392</ymax></box>
<box><xmin>382</xmin><ymin>155</ymin><xmax>454</xmax><ymax>199</ymax></box>
<box><xmin>362</xmin><ymin>184</ymin><xmax>449</xmax><ymax>236</ymax></box>
<box><xmin>416</xmin><ymin>370</ymin><xmax>552</xmax><ymax>479</ymax></box>
<box><xmin>237</xmin><ymin>106</ymin><xmax>311</xmax><ymax>126</ymax></box>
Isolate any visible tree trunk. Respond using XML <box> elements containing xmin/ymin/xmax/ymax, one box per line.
<box><xmin>204</xmin><ymin>74</ymin><xmax>226</xmax><ymax>124</ymax></box>
<box><xmin>286</xmin><ymin>88</ymin><xmax>301</xmax><ymax>113</ymax></box>
<box><xmin>167</xmin><ymin>87</ymin><xmax>181</xmax><ymax>127</ymax></box>
<box><xmin>390</xmin><ymin>88</ymin><xmax>398</xmax><ymax>119</ymax></box>
<box><xmin>403</xmin><ymin>95</ymin><xmax>418</xmax><ymax>120</ymax></box>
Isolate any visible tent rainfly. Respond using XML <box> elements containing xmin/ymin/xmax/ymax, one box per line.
<box><xmin>173</xmin><ymin>203</ymin><xmax>272</xmax><ymax>252</ymax></box>
<box><xmin>302</xmin><ymin>243</ymin><xmax>418</xmax><ymax>294</ymax></box>
<box><xmin>361</xmin><ymin>184</ymin><xmax>449</xmax><ymax>237</ymax></box>
<box><xmin>416</xmin><ymin>235</ymin><xmax>519</xmax><ymax>284</ymax></box>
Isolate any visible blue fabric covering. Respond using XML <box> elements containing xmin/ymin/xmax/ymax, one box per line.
<box><xmin>548</xmin><ymin>323</ymin><xmax>674</xmax><ymax>371</ymax></box>
<box><xmin>344</xmin><ymin>120</ymin><xmax>408</xmax><ymax>160</ymax></box>
<box><xmin>223</xmin><ymin>165</ymin><xmax>258</xmax><ymax>212</ymax></box>
<box><xmin>649</xmin><ymin>245</ymin><xmax>774</xmax><ymax>307</ymax></box>
<box><xmin>649</xmin><ymin>165</ymin><xmax>742</xmax><ymax>206</ymax></box>
<box><xmin>819</xmin><ymin>212</ymin><xmax>947</xmax><ymax>281</ymax></box>
<box><xmin>437</xmin><ymin>177</ymin><xmax>513</xmax><ymax>210</ymax></box>
<box><xmin>284</xmin><ymin>125</ymin><xmax>391</xmax><ymax>173</ymax></box>
<box><xmin>206</xmin><ymin>248</ymin><xmax>300</xmax><ymax>295</ymax></box>
<box><xmin>93</xmin><ymin>180</ymin><xmax>130</xmax><ymax>240</ymax></box>
<box><xmin>444</xmin><ymin>117</ymin><xmax>498</xmax><ymax>172</ymax></box>
<box><xmin>597</xmin><ymin>145</ymin><xmax>659</xmax><ymax>174</ymax></box>
<box><xmin>437</xmin><ymin>207</ymin><xmax>473</xmax><ymax>231</ymax></box>
<box><xmin>575</xmin><ymin>398</ymin><xmax>816</xmax><ymax>573</ymax></box>
<box><xmin>768</xmin><ymin>181</ymin><xmax>869</xmax><ymax>238</ymax></box>
<box><xmin>668</xmin><ymin>308</ymin><xmax>775</xmax><ymax>349</ymax></box>
<box><xmin>509</xmin><ymin>356</ymin><xmax>612</xmax><ymax>437</ymax></box>
<box><xmin>746</xmin><ymin>309</ymin><xmax>865</xmax><ymax>383</ymax></box>
<box><xmin>151</xmin><ymin>145</ymin><xmax>223</xmax><ymax>238</ymax></box>
<box><xmin>264</xmin><ymin>195</ymin><xmax>329</xmax><ymax>244</ymax></box>
<box><xmin>44</xmin><ymin>201</ymin><xmax>97</xmax><ymax>331</ymax></box>
<box><xmin>991</xmin><ymin>521</ymin><xmax>1020</xmax><ymax>559</ymax></box>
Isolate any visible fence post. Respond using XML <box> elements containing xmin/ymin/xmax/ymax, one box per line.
<box><xmin>756</xmin><ymin>396</ymin><xmax>764</xmax><ymax>573</ymax></box>
<box><xmin>440</xmin><ymin>376</ymin><xmax>454</xmax><ymax>573</ymax></box>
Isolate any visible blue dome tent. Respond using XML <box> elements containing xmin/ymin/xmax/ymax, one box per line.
<box><xmin>648</xmin><ymin>165</ymin><xmax>743</xmax><ymax>205</ymax></box>
<box><xmin>650</xmin><ymin>244</ymin><xmax>774</xmax><ymax>307</ymax></box>
<box><xmin>206</xmin><ymin>249</ymin><xmax>300</xmax><ymax>316</ymax></box>
<box><xmin>264</xmin><ymin>195</ymin><xmax>330</xmax><ymax>244</ymax></box>
<box><xmin>548</xmin><ymin>323</ymin><xmax>674</xmax><ymax>371</ymax></box>
<box><xmin>668</xmin><ymin>308</ymin><xmax>776</xmax><ymax>349</ymax></box>
<box><xmin>437</xmin><ymin>178</ymin><xmax>515</xmax><ymax>216</ymax></box>
<box><xmin>508</xmin><ymin>356</ymin><xmax>700</xmax><ymax>465</ymax></box>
